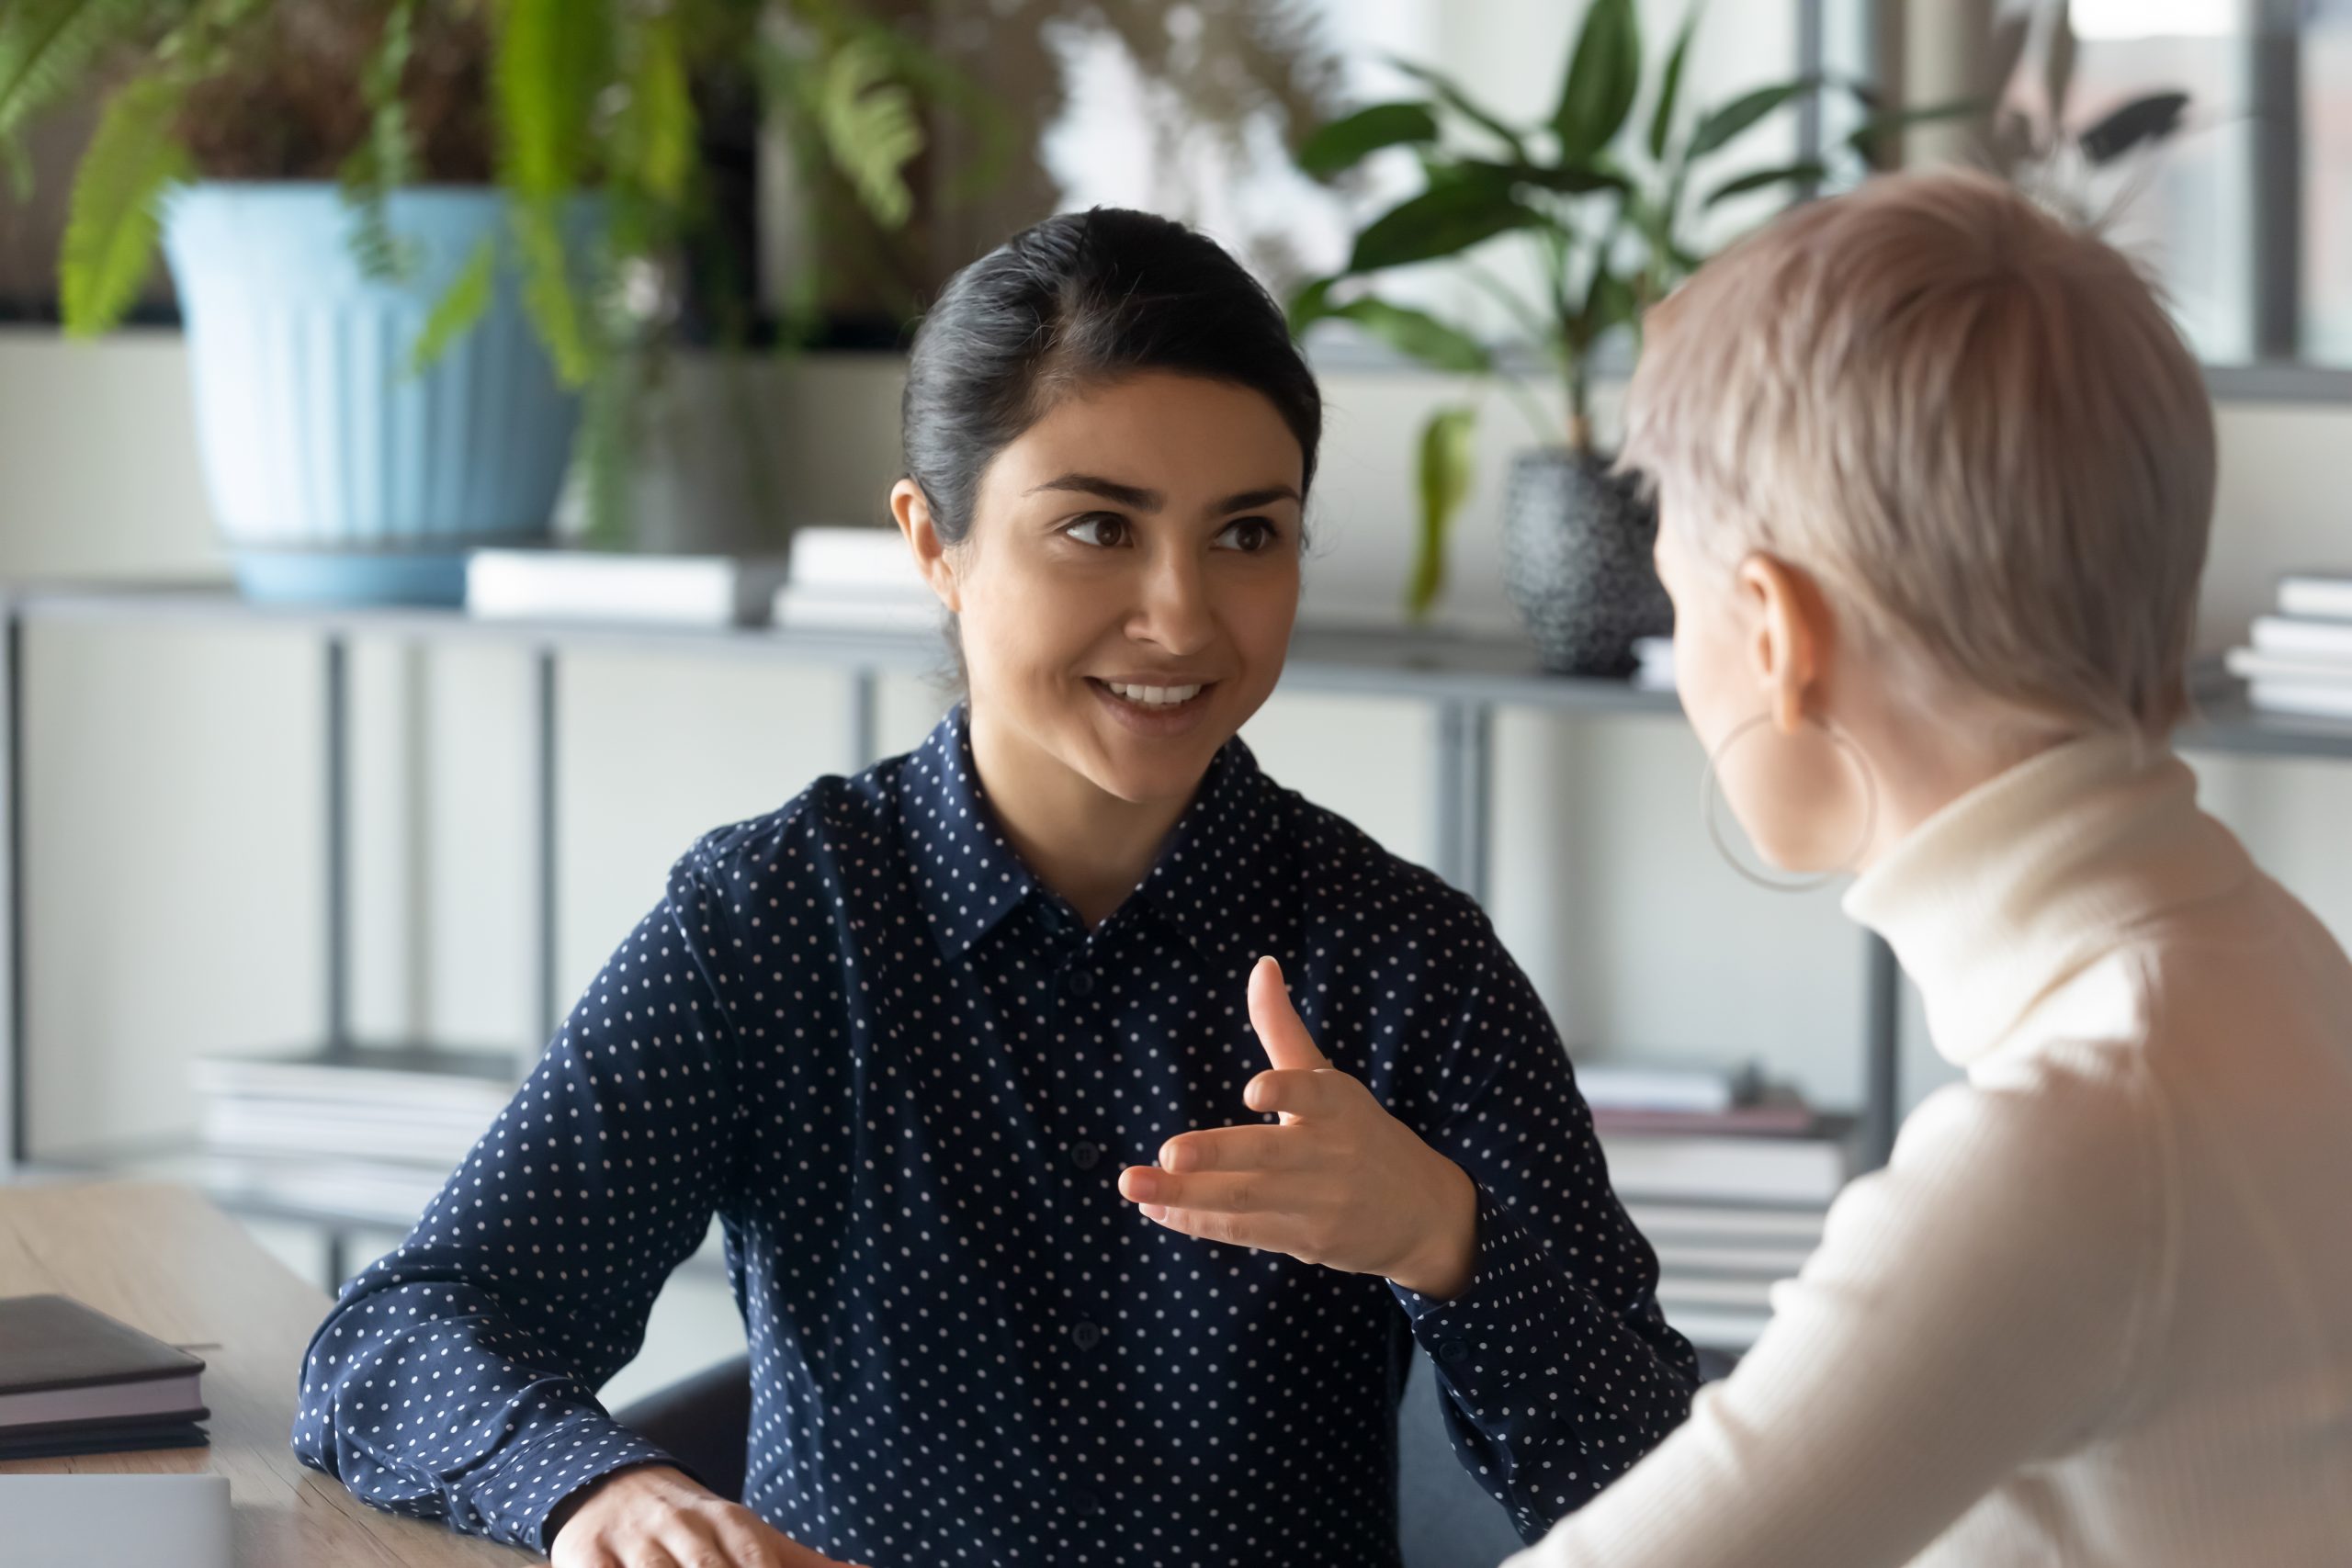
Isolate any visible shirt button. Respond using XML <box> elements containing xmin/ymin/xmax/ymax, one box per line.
<box><xmin>1070</xmin><ymin>1140</ymin><xmax>1102</xmax><ymax>1171</ymax></box>
<box><xmin>1071</xmin><ymin>1319</ymin><xmax>1104</xmax><ymax>1350</ymax></box>
<box><xmin>1069</xmin><ymin>1485</ymin><xmax>1105</xmax><ymax>1517</ymax></box>
<box><xmin>1437</xmin><ymin>1337</ymin><xmax>1469</xmax><ymax>1364</ymax></box>
<box><xmin>1063</xmin><ymin>965</ymin><xmax>1095</xmax><ymax>997</ymax></box>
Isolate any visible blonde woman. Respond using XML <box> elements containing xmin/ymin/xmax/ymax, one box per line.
<box><xmin>1476</xmin><ymin>168</ymin><xmax>2352</xmax><ymax>1564</ymax></box>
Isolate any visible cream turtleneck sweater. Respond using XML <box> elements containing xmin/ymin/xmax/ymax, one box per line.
<box><xmin>1506</xmin><ymin>734</ymin><xmax>2352</xmax><ymax>1567</ymax></box>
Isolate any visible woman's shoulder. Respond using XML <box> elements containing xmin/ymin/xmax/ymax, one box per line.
<box><xmin>1259</xmin><ymin>770</ymin><xmax>1504</xmax><ymax>953</ymax></box>
<box><xmin>666</xmin><ymin>755</ymin><xmax>918</xmax><ymax>898</ymax></box>
<box><xmin>1894</xmin><ymin>1035</ymin><xmax>2169</xmax><ymax>1257</ymax></box>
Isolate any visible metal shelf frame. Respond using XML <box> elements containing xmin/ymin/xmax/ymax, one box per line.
<box><xmin>7</xmin><ymin>579</ymin><xmax>2352</xmax><ymax>1258</ymax></box>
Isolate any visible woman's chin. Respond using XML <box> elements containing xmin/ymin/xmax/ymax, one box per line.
<box><xmin>1091</xmin><ymin>738</ymin><xmax>1220</xmax><ymax>796</ymax></box>
<box><xmin>1077</xmin><ymin>720</ymin><xmax>1234</xmax><ymax>803</ymax></box>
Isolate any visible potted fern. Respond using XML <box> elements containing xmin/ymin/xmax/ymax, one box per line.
<box><xmin>1291</xmin><ymin>0</ymin><xmax>1911</xmax><ymax>671</ymax></box>
<box><xmin>0</xmin><ymin>0</ymin><xmax>934</xmax><ymax>604</ymax></box>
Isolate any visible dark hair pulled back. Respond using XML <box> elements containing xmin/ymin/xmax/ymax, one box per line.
<box><xmin>900</xmin><ymin>208</ymin><xmax>1322</xmax><ymax>547</ymax></box>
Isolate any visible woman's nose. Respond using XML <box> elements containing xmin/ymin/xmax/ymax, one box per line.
<box><xmin>1126</xmin><ymin>551</ymin><xmax>1215</xmax><ymax>653</ymax></box>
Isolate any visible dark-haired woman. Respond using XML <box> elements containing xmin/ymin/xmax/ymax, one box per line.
<box><xmin>290</xmin><ymin>208</ymin><xmax>1698</xmax><ymax>1568</ymax></box>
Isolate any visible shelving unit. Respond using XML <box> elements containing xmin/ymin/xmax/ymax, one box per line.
<box><xmin>6</xmin><ymin>578</ymin><xmax>2350</xmax><ymax>1276</ymax></box>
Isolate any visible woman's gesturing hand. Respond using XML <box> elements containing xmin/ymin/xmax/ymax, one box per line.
<box><xmin>1118</xmin><ymin>955</ymin><xmax>1480</xmax><ymax>1299</ymax></box>
<box><xmin>548</xmin><ymin>1462</ymin><xmax>871</xmax><ymax>1568</ymax></box>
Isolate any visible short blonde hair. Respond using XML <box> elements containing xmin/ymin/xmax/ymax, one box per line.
<box><xmin>1619</xmin><ymin>167</ymin><xmax>2216</xmax><ymax>739</ymax></box>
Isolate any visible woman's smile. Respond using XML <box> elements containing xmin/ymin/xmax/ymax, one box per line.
<box><xmin>1088</xmin><ymin>674</ymin><xmax>1220</xmax><ymax>736</ymax></box>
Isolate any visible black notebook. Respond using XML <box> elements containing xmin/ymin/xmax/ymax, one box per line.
<box><xmin>0</xmin><ymin>1293</ymin><xmax>210</xmax><ymax>1448</ymax></box>
<box><xmin>0</xmin><ymin>1412</ymin><xmax>212</xmax><ymax>1461</ymax></box>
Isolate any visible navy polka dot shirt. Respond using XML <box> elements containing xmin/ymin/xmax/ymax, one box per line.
<box><xmin>290</xmin><ymin>703</ymin><xmax>1697</xmax><ymax>1563</ymax></box>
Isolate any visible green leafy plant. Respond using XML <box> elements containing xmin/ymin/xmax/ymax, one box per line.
<box><xmin>0</xmin><ymin>0</ymin><xmax>976</xmax><ymax>543</ymax></box>
<box><xmin>1290</xmin><ymin>0</ymin><xmax>1961</xmax><ymax>622</ymax></box>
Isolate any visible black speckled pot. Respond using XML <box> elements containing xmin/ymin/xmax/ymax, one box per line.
<box><xmin>1501</xmin><ymin>447</ymin><xmax>1673</xmax><ymax>677</ymax></box>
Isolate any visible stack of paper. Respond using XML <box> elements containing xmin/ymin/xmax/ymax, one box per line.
<box><xmin>190</xmin><ymin>1042</ymin><xmax>520</xmax><ymax>1227</ymax></box>
<box><xmin>466</xmin><ymin>544</ymin><xmax>794</xmax><ymax>626</ymax></box>
<box><xmin>1597</xmin><ymin>1118</ymin><xmax>1852</xmax><ymax>1206</ymax></box>
<box><xmin>1623</xmin><ymin>1198</ymin><xmax>1827</xmax><ymax>1352</ymax></box>
<box><xmin>2225</xmin><ymin>573</ymin><xmax>2352</xmax><ymax>719</ymax></box>
<box><xmin>1577</xmin><ymin>1057</ymin><xmax>1851</xmax><ymax>1351</ymax></box>
<box><xmin>774</xmin><ymin>525</ymin><xmax>939</xmax><ymax>634</ymax></box>
<box><xmin>1578</xmin><ymin>1058</ymin><xmax>1761</xmax><ymax>1116</ymax></box>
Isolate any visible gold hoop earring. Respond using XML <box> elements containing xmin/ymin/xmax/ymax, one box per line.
<box><xmin>1698</xmin><ymin>710</ymin><xmax>1879</xmax><ymax>893</ymax></box>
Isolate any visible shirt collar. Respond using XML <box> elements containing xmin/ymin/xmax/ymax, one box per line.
<box><xmin>900</xmin><ymin>703</ymin><xmax>1288</xmax><ymax>965</ymax></box>
<box><xmin>1125</xmin><ymin>726</ymin><xmax>1290</xmax><ymax>965</ymax></box>
<box><xmin>900</xmin><ymin>704</ymin><xmax>1038</xmax><ymax>961</ymax></box>
<box><xmin>1840</xmin><ymin>731</ymin><xmax>2250</xmax><ymax>1068</ymax></box>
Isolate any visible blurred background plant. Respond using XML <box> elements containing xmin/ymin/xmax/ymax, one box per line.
<box><xmin>1284</xmin><ymin>0</ymin><xmax>1980</xmax><ymax>622</ymax></box>
<box><xmin>1977</xmin><ymin>0</ymin><xmax>2195</xmax><ymax>226</ymax></box>
<box><xmin>0</xmin><ymin>0</ymin><xmax>990</xmax><ymax>545</ymax></box>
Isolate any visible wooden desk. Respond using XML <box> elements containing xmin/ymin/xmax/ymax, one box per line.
<box><xmin>0</xmin><ymin>1179</ymin><xmax>527</xmax><ymax>1564</ymax></box>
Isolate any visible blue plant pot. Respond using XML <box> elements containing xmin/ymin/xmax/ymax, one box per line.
<box><xmin>160</xmin><ymin>183</ymin><xmax>599</xmax><ymax>606</ymax></box>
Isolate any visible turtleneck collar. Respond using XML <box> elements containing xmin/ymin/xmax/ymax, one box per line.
<box><xmin>1840</xmin><ymin>732</ymin><xmax>2251</xmax><ymax>1068</ymax></box>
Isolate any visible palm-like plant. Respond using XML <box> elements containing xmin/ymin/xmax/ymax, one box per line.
<box><xmin>0</xmin><ymin>0</ymin><xmax>964</xmax><ymax>541</ymax></box>
<box><xmin>1288</xmin><ymin>0</ymin><xmax>1927</xmax><ymax>621</ymax></box>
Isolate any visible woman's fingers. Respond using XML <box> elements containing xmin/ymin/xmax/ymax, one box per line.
<box><xmin>545</xmin><ymin>1463</ymin><xmax>866</xmax><ymax>1568</ymax></box>
<box><xmin>1157</xmin><ymin>1066</ymin><xmax>1355</xmax><ymax>1144</ymax></box>
<box><xmin>1119</xmin><ymin>1168</ymin><xmax>1352</xmax><ymax>1262</ymax></box>
<box><xmin>1136</xmin><ymin>1200</ymin><xmax>1317</xmax><ymax>1258</ymax></box>
<box><xmin>1248</xmin><ymin>954</ymin><xmax>1329</xmax><ymax>1075</ymax></box>
<box><xmin>664</xmin><ymin>1506</ymin><xmax>865</xmax><ymax>1568</ymax></box>
<box><xmin>1121</xmin><ymin>1167</ymin><xmax>1321</xmax><ymax>1214</ymax></box>
<box><xmin>1155</xmin><ymin>1123</ymin><xmax>1294</xmax><ymax>1172</ymax></box>
<box><xmin>654</xmin><ymin>1517</ymin><xmax>752</xmax><ymax>1568</ymax></box>
<box><xmin>706</xmin><ymin>1513</ymin><xmax>809</xmax><ymax>1568</ymax></box>
<box><xmin>697</xmin><ymin>1515</ymin><xmax>787</xmax><ymax>1568</ymax></box>
<box><xmin>1123</xmin><ymin>958</ymin><xmax>1475</xmax><ymax>1284</ymax></box>
<box><xmin>763</xmin><ymin>1521</ymin><xmax>872</xmax><ymax>1568</ymax></box>
<box><xmin>1243</xmin><ymin>1066</ymin><xmax>1351</xmax><ymax>1119</ymax></box>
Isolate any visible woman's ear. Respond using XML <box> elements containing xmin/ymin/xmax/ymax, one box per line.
<box><xmin>1735</xmin><ymin>552</ymin><xmax>1829</xmax><ymax>735</ymax></box>
<box><xmin>890</xmin><ymin>479</ymin><xmax>962</xmax><ymax>615</ymax></box>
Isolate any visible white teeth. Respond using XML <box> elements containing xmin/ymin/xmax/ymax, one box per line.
<box><xmin>1108</xmin><ymin>682</ymin><xmax>1203</xmax><ymax>706</ymax></box>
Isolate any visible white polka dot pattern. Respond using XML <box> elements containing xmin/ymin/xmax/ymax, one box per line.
<box><xmin>288</xmin><ymin>703</ymin><xmax>1699</xmax><ymax>1562</ymax></box>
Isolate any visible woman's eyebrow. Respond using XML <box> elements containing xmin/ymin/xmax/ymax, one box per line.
<box><xmin>1023</xmin><ymin>475</ymin><xmax>1300</xmax><ymax>517</ymax></box>
<box><xmin>1211</xmin><ymin>485</ymin><xmax>1300</xmax><ymax>514</ymax></box>
<box><xmin>1026</xmin><ymin>473</ymin><xmax>1162</xmax><ymax>510</ymax></box>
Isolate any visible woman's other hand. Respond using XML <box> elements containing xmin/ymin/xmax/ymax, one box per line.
<box><xmin>1119</xmin><ymin>955</ymin><xmax>1480</xmax><ymax>1299</ymax></box>
<box><xmin>548</xmin><ymin>1463</ymin><xmax>871</xmax><ymax>1568</ymax></box>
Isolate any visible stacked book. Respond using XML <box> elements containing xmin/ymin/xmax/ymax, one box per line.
<box><xmin>190</xmin><ymin>1042</ymin><xmax>520</xmax><ymax>1229</ymax></box>
<box><xmin>467</xmin><ymin>543</ymin><xmax>794</xmax><ymax>626</ymax></box>
<box><xmin>0</xmin><ymin>1294</ymin><xmax>209</xmax><ymax>1460</ymax></box>
<box><xmin>454</xmin><ymin>527</ymin><xmax>952</xmax><ymax>634</ymax></box>
<box><xmin>772</xmin><ymin>525</ymin><xmax>939</xmax><ymax>634</ymax></box>
<box><xmin>1578</xmin><ymin>1059</ymin><xmax>1854</xmax><ymax>1352</ymax></box>
<box><xmin>2225</xmin><ymin>572</ymin><xmax>2352</xmax><ymax>720</ymax></box>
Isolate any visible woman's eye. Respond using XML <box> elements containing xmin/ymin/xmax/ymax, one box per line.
<box><xmin>1216</xmin><ymin>516</ymin><xmax>1279</xmax><ymax>552</ymax></box>
<box><xmin>1065</xmin><ymin>513</ymin><xmax>1129</xmax><ymax>548</ymax></box>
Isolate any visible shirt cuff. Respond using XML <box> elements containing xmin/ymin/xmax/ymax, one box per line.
<box><xmin>458</xmin><ymin>1404</ymin><xmax>709</xmax><ymax>1554</ymax></box>
<box><xmin>1389</xmin><ymin>1183</ymin><xmax>1582</xmax><ymax>1440</ymax></box>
